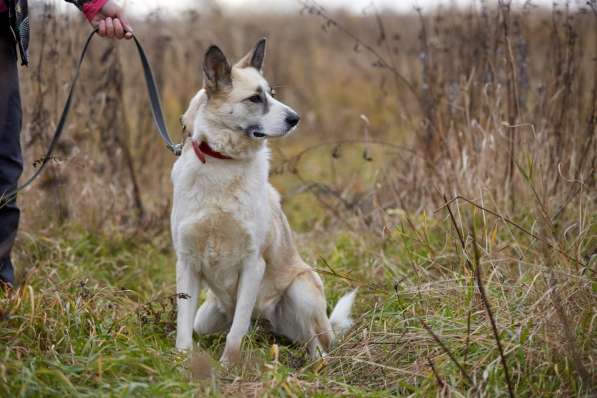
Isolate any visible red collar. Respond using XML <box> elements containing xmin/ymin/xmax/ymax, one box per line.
<box><xmin>191</xmin><ymin>140</ymin><xmax>233</xmax><ymax>164</ymax></box>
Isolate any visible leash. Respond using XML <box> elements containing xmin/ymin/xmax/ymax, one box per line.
<box><xmin>0</xmin><ymin>29</ymin><xmax>182</xmax><ymax>208</ymax></box>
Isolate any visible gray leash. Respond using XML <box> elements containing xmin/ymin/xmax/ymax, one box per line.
<box><xmin>0</xmin><ymin>29</ymin><xmax>182</xmax><ymax>209</ymax></box>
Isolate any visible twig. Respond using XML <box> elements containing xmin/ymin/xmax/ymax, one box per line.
<box><xmin>442</xmin><ymin>194</ymin><xmax>472</xmax><ymax>272</ymax></box>
<box><xmin>470</xmin><ymin>221</ymin><xmax>516</xmax><ymax>398</ymax></box>
<box><xmin>499</xmin><ymin>0</ymin><xmax>521</xmax><ymax>211</ymax></box>
<box><xmin>443</xmin><ymin>198</ymin><xmax>515</xmax><ymax>397</ymax></box>
<box><xmin>436</xmin><ymin>195</ymin><xmax>589</xmax><ymax>270</ymax></box>
<box><xmin>316</xmin><ymin>257</ymin><xmax>387</xmax><ymax>294</ymax></box>
<box><xmin>419</xmin><ymin>318</ymin><xmax>476</xmax><ymax>387</ymax></box>
<box><xmin>426</xmin><ymin>355</ymin><xmax>447</xmax><ymax>391</ymax></box>
<box><xmin>298</xmin><ymin>0</ymin><xmax>421</xmax><ymax>107</ymax></box>
<box><xmin>463</xmin><ymin>307</ymin><xmax>473</xmax><ymax>367</ymax></box>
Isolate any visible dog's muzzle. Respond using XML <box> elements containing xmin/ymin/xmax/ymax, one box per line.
<box><xmin>242</xmin><ymin>114</ymin><xmax>300</xmax><ymax>140</ymax></box>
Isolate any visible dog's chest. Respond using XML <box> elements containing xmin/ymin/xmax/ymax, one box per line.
<box><xmin>171</xmin><ymin>152</ymin><xmax>270</xmax><ymax>272</ymax></box>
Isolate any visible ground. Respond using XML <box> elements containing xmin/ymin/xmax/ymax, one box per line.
<box><xmin>1</xmin><ymin>205</ymin><xmax>594</xmax><ymax>397</ymax></box>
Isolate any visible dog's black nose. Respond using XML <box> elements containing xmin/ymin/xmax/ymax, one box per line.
<box><xmin>285</xmin><ymin>113</ymin><xmax>300</xmax><ymax>128</ymax></box>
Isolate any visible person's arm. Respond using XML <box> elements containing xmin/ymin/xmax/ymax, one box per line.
<box><xmin>66</xmin><ymin>0</ymin><xmax>133</xmax><ymax>40</ymax></box>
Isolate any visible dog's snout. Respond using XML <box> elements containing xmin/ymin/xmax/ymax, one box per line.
<box><xmin>285</xmin><ymin>113</ymin><xmax>300</xmax><ymax>128</ymax></box>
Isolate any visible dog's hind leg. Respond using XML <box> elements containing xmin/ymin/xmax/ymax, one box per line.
<box><xmin>220</xmin><ymin>255</ymin><xmax>265</xmax><ymax>366</ymax></box>
<box><xmin>269</xmin><ymin>270</ymin><xmax>334</xmax><ymax>359</ymax></box>
<box><xmin>176</xmin><ymin>258</ymin><xmax>201</xmax><ymax>351</ymax></box>
<box><xmin>194</xmin><ymin>291</ymin><xmax>230</xmax><ymax>335</ymax></box>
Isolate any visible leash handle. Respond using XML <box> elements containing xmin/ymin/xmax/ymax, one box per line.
<box><xmin>0</xmin><ymin>29</ymin><xmax>181</xmax><ymax>208</ymax></box>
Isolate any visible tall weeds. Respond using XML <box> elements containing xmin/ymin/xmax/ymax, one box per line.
<box><xmin>10</xmin><ymin>1</ymin><xmax>596</xmax><ymax>395</ymax></box>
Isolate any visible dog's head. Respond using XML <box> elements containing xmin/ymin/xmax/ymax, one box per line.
<box><xmin>184</xmin><ymin>38</ymin><xmax>300</xmax><ymax>156</ymax></box>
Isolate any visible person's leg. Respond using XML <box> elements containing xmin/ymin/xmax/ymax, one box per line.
<box><xmin>0</xmin><ymin>12</ymin><xmax>23</xmax><ymax>287</ymax></box>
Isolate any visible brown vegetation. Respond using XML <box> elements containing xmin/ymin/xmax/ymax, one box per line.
<box><xmin>3</xmin><ymin>0</ymin><xmax>595</xmax><ymax>396</ymax></box>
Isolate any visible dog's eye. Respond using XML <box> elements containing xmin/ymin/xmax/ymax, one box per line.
<box><xmin>248</xmin><ymin>95</ymin><xmax>262</xmax><ymax>103</ymax></box>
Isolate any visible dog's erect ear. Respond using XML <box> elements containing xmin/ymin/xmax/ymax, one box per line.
<box><xmin>203</xmin><ymin>45</ymin><xmax>232</xmax><ymax>95</ymax></box>
<box><xmin>236</xmin><ymin>38</ymin><xmax>267</xmax><ymax>72</ymax></box>
<box><xmin>250</xmin><ymin>38</ymin><xmax>267</xmax><ymax>71</ymax></box>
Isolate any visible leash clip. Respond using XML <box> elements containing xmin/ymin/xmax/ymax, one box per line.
<box><xmin>167</xmin><ymin>143</ymin><xmax>183</xmax><ymax>156</ymax></box>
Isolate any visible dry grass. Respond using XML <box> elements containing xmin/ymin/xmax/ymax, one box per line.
<box><xmin>1</xmin><ymin>0</ymin><xmax>595</xmax><ymax>396</ymax></box>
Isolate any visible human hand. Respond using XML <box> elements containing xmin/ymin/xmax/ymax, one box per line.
<box><xmin>90</xmin><ymin>0</ymin><xmax>133</xmax><ymax>40</ymax></box>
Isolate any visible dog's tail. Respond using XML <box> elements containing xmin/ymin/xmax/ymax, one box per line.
<box><xmin>329</xmin><ymin>289</ymin><xmax>357</xmax><ymax>336</ymax></box>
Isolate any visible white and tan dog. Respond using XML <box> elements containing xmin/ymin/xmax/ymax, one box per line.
<box><xmin>171</xmin><ymin>38</ymin><xmax>356</xmax><ymax>365</ymax></box>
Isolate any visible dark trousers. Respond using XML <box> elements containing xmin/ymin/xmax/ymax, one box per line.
<box><xmin>0</xmin><ymin>12</ymin><xmax>23</xmax><ymax>286</ymax></box>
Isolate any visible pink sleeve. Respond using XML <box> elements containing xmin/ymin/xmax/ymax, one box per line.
<box><xmin>82</xmin><ymin>0</ymin><xmax>109</xmax><ymax>21</ymax></box>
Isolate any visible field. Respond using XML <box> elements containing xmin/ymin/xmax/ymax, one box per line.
<box><xmin>1</xmin><ymin>0</ymin><xmax>596</xmax><ymax>396</ymax></box>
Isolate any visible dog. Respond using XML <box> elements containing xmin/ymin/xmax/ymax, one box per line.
<box><xmin>171</xmin><ymin>38</ymin><xmax>356</xmax><ymax>365</ymax></box>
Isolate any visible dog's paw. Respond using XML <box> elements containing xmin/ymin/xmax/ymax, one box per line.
<box><xmin>219</xmin><ymin>347</ymin><xmax>241</xmax><ymax>367</ymax></box>
<box><xmin>176</xmin><ymin>339</ymin><xmax>193</xmax><ymax>352</ymax></box>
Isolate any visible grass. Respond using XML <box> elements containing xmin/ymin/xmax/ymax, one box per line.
<box><xmin>1</xmin><ymin>201</ymin><xmax>594</xmax><ymax>396</ymax></box>
<box><xmin>3</xmin><ymin>1</ymin><xmax>596</xmax><ymax>396</ymax></box>
<box><xmin>1</xmin><ymin>230</ymin><xmax>193</xmax><ymax>396</ymax></box>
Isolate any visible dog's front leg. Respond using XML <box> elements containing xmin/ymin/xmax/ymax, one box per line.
<box><xmin>220</xmin><ymin>255</ymin><xmax>265</xmax><ymax>366</ymax></box>
<box><xmin>175</xmin><ymin>259</ymin><xmax>200</xmax><ymax>351</ymax></box>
